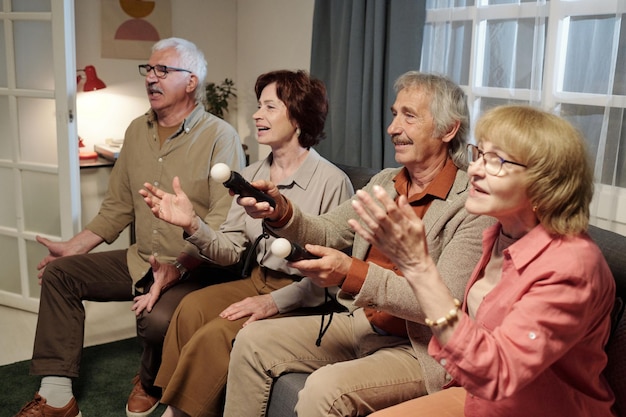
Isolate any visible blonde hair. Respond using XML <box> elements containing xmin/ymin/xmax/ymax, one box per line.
<box><xmin>474</xmin><ymin>105</ymin><xmax>593</xmax><ymax>236</ymax></box>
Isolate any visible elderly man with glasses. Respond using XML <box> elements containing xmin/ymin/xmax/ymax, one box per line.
<box><xmin>12</xmin><ymin>37</ymin><xmax>245</xmax><ymax>417</ymax></box>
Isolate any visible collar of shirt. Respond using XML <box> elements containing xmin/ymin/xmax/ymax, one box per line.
<box><xmin>483</xmin><ymin>223</ymin><xmax>553</xmax><ymax>273</ymax></box>
<box><xmin>262</xmin><ymin>148</ymin><xmax>322</xmax><ymax>191</ymax></box>
<box><xmin>393</xmin><ymin>158</ymin><xmax>458</xmax><ymax>204</ymax></box>
<box><xmin>146</xmin><ymin>102</ymin><xmax>205</xmax><ymax>139</ymax></box>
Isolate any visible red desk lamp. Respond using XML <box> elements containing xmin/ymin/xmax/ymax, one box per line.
<box><xmin>77</xmin><ymin>65</ymin><xmax>107</xmax><ymax>159</ymax></box>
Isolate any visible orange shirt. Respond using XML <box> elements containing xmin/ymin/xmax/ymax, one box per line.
<box><xmin>342</xmin><ymin>160</ymin><xmax>458</xmax><ymax>336</ymax></box>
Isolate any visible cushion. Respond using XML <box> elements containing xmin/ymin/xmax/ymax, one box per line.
<box><xmin>267</xmin><ymin>373</ymin><xmax>308</xmax><ymax>417</ymax></box>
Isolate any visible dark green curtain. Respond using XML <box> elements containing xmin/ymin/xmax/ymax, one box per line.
<box><xmin>310</xmin><ymin>0</ymin><xmax>426</xmax><ymax>169</ymax></box>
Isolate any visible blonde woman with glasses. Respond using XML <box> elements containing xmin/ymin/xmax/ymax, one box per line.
<box><xmin>352</xmin><ymin>105</ymin><xmax>617</xmax><ymax>417</ymax></box>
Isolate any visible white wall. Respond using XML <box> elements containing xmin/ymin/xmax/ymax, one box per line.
<box><xmin>235</xmin><ymin>0</ymin><xmax>315</xmax><ymax>162</ymax></box>
<box><xmin>74</xmin><ymin>0</ymin><xmax>315</xmax><ymax>164</ymax></box>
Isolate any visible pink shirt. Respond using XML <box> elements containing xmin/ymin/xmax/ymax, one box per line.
<box><xmin>429</xmin><ymin>224</ymin><xmax>617</xmax><ymax>417</ymax></box>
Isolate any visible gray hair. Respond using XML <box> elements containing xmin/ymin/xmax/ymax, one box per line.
<box><xmin>394</xmin><ymin>71</ymin><xmax>469</xmax><ymax>169</ymax></box>
<box><xmin>152</xmin><ymin>37</ymin><xmax>207</xmax><ymax>102</ymax></box>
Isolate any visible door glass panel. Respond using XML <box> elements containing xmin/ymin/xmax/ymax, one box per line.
<box><xmin>14</xmin><ymin>20</ymin><xmax>54</xmax><ymax>90</ymax></box>
<box><xmin>22</xmin><ymin>171</ymin><xmax>61</xmax><ymax>236</ymax></box>
<box><xmin>0</xmin><ymin>235</ymin><xmax>20</xmax><ymax>293</ymax></box>
<box><xmin>18</xmin><ymin>97</ymin><xmax>58</xmax><ymax>165</ymax></box>
<box><xmin>0</xmin><ymin>21</ymin><xmax>6</xmax><ymax>86</ymax></box>
<box><xmin>11</xmin><ymin>0</ymin><xmax>51</xmax><ymax>12</ymax></box>
<box><xmin>26</xmin><ymin>240</ymin><xmax>45</xmax><ymax>298</ymax></box>
<box><xmin>0</xmin><ymin>167</ymin><xmax>16</xmax><ymax>228</ymax></box>
<box><xmin>0</xmin><ymin>97</ymin><xmax>12</xmax><ymax>159</ymax></box>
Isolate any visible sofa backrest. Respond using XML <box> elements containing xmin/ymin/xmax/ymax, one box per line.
<box><xmin>589</xmin><ymin>225</ymin><xmax>626</xmax><ymax>302</ymax></box>
<box><xmin>336</xmin><ymin>163</ymin><xmax>380</xmax><ymax>191</ymax></box>
<box><xmin>588</xmin><ymin>224</ymin><xmax>626</xmax><ymax>417</ymax></box>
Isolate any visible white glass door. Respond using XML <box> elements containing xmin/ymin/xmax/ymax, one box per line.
<box><xmin>0</xmin><ymin>0</ymin><xmax>79</xmax><ymax>312</ymax></box>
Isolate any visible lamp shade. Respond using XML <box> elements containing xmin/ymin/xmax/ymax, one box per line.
<box><xmin>77</xmin><ymin>65</ymin><xmax>106</xmax><ymax>92</ymax></box>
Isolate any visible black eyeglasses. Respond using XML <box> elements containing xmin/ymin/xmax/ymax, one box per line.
<box><xmin>138</xmin><ymin>64</ymin><xmax>191</xmax><ymax>79</ymax></box>
<box><xmin>467</xmin><ymin>144</ymin><xmax>527</xmax><ymax>176</ymax></box>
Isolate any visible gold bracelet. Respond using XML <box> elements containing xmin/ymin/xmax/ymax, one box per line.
<box><xmin>425</xmin><ymin>299</ymin><xmax>462</xmax><ymax>328</ymax></box>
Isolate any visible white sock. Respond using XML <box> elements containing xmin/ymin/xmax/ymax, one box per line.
<box><xmin>39</xmin><ymin>376</ymin><xmax>73</xmax><ymax>408</ymax></box>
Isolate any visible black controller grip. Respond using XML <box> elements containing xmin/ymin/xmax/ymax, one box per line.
<box><xmin>223</xmin><ymin>171</ymin><xmax>276</xmax><ymax>208</ymax></box>
<box><xmin>284</xmin><ymin>242</ymin><xmax>319</xmax><ymax>262</ymax></box>
<box><xmin>271</xmin><ymin>238</ymin><xmax>320</xmax><ymax>262</ymax></box>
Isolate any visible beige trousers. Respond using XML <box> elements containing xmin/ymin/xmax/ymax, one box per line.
<box><xmin>224</xmin><ymin>308</ymin><xmax>428</xmax><ymax>417</ymax></box>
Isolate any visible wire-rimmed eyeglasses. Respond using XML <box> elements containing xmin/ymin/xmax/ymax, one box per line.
<box><xmin>138</xmin><ymin>64</ymin><xmax>192</xmax><ymax>79</ymax></box>
<box><xmin>467</xmin><ymin>144</ymin><xmax>527</xmax><ymax>176</ymax></box>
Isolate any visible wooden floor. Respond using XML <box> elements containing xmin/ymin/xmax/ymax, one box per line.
<box><xmin>0</xmin><ymin>301</ymin><xmax>136</xmax><ymax>366</ymax></box>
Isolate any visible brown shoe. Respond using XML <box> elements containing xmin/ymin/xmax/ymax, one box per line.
<box><xmin>13</xmin><ymin>393</ymin><xmax>81</xmax><ymax>417</ymax></box>
<box><xmin>126</xmin><ymin>375</ymin><xmax>160</xmax><ymax>417</ymax></box>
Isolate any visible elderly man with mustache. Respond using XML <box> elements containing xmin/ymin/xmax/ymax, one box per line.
<box><xmin>223</xmin><ymin>72</ymin><xmax>495</xmax><ymax>417</ymax></box>
<box><xmin>13</xmin><ymin>37</ymin><xmax>245</xmax><ymax>417</ymax></box>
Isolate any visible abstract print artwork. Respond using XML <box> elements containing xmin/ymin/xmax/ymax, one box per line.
<box><xmin>101</xmin><ymin>0</ymin><xmax>172</xmax><ymax>59</ymax></box>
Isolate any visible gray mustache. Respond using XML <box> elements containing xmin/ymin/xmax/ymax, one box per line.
<box><xmin>147</xmin><ymin>85</ymin><xmax>163</xmax><ymax>94</ymax></box>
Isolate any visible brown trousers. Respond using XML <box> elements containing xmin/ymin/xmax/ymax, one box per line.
<box><xmin>30</xmin><ymin>249</ymin><xmax>236</xmax><ymax>397</ymax></box>
<box><xmin>155</xmin><ymin>265</ymin><xmax>298</xmax><ymax>417</ymax></box>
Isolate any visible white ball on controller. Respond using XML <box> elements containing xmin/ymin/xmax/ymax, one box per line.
<box><xmin>271</xmin><ymin>238</ymin><xmax>293</xmax><ymax>259</ymax></box>
<box><xmin>210</xmin><ymin>163</ymin><xmax>232</xmax><ymax>183</ymax></box>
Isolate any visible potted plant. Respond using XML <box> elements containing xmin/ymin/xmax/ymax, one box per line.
<box><xmin>204</xmin><ymin>78</ymin><xmax>236</xmax><ymax>119</ymax></box>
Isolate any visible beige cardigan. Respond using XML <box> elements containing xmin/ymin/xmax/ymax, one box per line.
<box><xmin>266</xmin><ymin>166</ymin><xmax>495</xmax><ymax>394</ymax></box>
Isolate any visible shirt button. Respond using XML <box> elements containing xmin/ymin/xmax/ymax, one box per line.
<box><xmin>440</xmin><ymin>358</ymin><xmax>447</xmax><ymax>366</ymax></box>
<box><xmin>158</xmin><ymin>157</ymin><xmax>163</xmax><ymax>162</ymax></box>
<box><xmin>153</xmin><ymin>229</ymin><xmax>157</xmax><ymax>234</ymax></box>
<box><xmin>185</xmin><ymin>127</ymin><xmax>190</xmax><ymax>133</ymax></box>
<box><xmin>154</xmin><ymin>181</ymin><xmax>159</xmax><ymax>187</ymax></box>
<box><xmin>153</xmin><ymin>252</ymin><xmax>158</xmax><ymax>257</ymax></box>
<box><xmin>528</xmin><ymin>332</ymin><xmax>537</xmax><ymax>340</ymax></box>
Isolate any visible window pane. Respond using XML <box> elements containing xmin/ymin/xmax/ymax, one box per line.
<box><xmin>558</xmin><ymin>104</ymin><xmax>626</xmax><ymax>187</ymax></box>
<box><xmin>606</xmin><ymin>107</ymin><xmax>626</xmax><ymax>187</ymax></box>
<box><xmin>482</xmin><ymin>18</ymin><xmax>539</xmax><ymax>89</ymax></box>
<box><xmin>488</xmin><ymin>0</ymin><xmax>537</xmax><ymax>4</ymax></box>
<box><xmin>563</xmin><ymin>15</ymin><xmax>615</xmax><ymax>94</ymax></box>
<box><xmin>427</xmin><ymin>0</ymin><xmax>475</xmax><ymax>8</ymax></box>
<box><xmin>476</xmin><ymin>97</ymin><xmax>529</xmax><ymax>118</ymax></box>
<box><xmin>614</xmin><ymin>15</ymin><xmax>626</xmax><ymax>95</ymax></box>
<box><xmin>421</xmin><ymin>21</ymin><xmax>472</xmax><ymax>85</ymax></box>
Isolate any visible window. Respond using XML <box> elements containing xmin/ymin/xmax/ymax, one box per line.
<box><xmin>421</xmin><ymin>0</ymin><xmax>626</xmax><ymax>234</ymax></box>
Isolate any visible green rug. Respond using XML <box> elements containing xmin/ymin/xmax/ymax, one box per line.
<box><xmin>0</xmin><ymin>338</ymin><xmax>166</xmax><ymax>416</ymax></box>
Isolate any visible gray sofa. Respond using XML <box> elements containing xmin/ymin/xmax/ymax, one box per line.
<box><xmin>266</xmin><ymin>165</ymin><xmax>626</xmax><ymax>417</ymax></box>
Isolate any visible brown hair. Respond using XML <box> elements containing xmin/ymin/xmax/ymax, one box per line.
<box><xmin>255</xmin><ymin>70</ymin><xmax>328</xmax><ymax>148</ymax></box>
